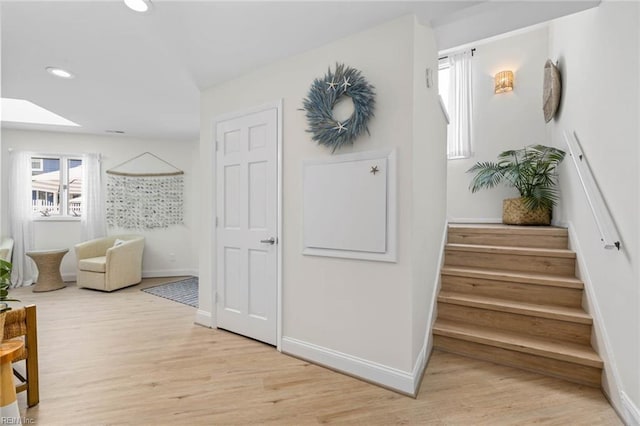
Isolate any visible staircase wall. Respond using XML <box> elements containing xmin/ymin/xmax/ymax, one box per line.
<box><xmin>547</xmin><ymin>3</ymin><xmax>640</xmax><ymax>423</ymax></box>
<box><xmin>446</xmin><ymin>26</ymin><xmax>549</xmax><ymax>222</ymax></box>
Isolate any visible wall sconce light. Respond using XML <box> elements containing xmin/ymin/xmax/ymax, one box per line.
<box><xmin>494</xmin><ymin>70</ymin><xmax>514</xmax><ymax>94</ymax></box>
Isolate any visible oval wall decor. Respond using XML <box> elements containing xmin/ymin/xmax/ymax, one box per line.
<box><xmin>302</xmin><ymin>63</ymin><xmax>375</xmax><ymax>152</ymax></box>
<box><xmin>543</xmin><ymin>59</ymin><xmax>562</xmax><ymax>123</ymax></box>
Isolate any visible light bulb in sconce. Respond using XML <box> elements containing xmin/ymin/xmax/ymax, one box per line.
<box><xmin>494</xmin><ymin>70</ymin><xmax>514</xmax><ymax>94</ymax></box>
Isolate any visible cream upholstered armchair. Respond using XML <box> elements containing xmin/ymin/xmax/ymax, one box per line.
<box><xmin>74</xmin><ymin>235</ymin><xmax>145</xmax><ymax>292</ymax></box>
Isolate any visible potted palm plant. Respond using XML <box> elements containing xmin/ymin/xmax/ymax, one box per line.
<box><xmin>467</xmin><ymin>144</ymin><xmax>566</xmax><ymax>225</ymax></box>
<box><xmin>1</xmin><ymin>259</ymin><xmax>19</xmax><ymax>341</ymax></box>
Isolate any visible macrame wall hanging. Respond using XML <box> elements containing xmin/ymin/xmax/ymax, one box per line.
<box><xmin>106</xmin><ymin>152</ymin><xmax>184</xmax><ymax>229</ymax></box>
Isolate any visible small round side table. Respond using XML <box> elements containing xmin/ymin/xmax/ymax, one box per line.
<box><xmin>26</xmin><ymin>248</ymin><xmax>69</xmax><ymax>292</ymax></box>
<box><xmin>0</xmin><ymin>340</ymin><xmax>24</xmax><ymax>423</ymax></box>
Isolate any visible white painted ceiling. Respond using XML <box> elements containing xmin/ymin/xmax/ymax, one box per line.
<box><xmin>1</xmin><ymin>1</ymin><xmax>598</xmax><ymax>142</ymax></box>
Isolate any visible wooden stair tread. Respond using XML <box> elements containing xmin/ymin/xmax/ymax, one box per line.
<box><xmin>448</xmin><ymin>224</ymin><xmax>568</xmax><ymax>236</ymax></box>
<box><xmin>446</xmin><ymin>243</ymin><xmax>576</xmax><ymax>258</ymax></box>
<box><xmin>438</xmin><ymin>291</ymin><xmax>592</xmax><ymax>324</ymax></box>
<box><xmin>441</xmin><ymin>266</ymin><xmax>583</xmax><ymax>289</ymax></box>
<box><xmin>433</xmin><ymin>319</ymin><xmax>603</xmax><ymax>368</ymax></box>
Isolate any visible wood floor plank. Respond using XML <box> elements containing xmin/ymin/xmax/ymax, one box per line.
<box><xmin>7</xmin><ymin>279</ymin><xmax>620</xmax><ymax>425</ymax></box>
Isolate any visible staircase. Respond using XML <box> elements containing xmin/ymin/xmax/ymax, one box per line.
<box><xmin>433</xmin><ymin>224</ymin><xmax>603</xmax><ymax>387</ymax></box>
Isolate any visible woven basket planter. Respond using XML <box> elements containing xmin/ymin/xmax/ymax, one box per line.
<box><xmin>502</xmin><ymin>197</ymin><xmax>551</xmax><ymax>225</ymax></box>
<box><xmin>0</xmin><ymin>311</ymin><xmax>5</xmax><ymax>341</ymax></box>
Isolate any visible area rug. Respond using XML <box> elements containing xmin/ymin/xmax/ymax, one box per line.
<box><xmin>141</xmin><ymin>277</ymin><xmax>198</xmax><ymax>308</ymax></box>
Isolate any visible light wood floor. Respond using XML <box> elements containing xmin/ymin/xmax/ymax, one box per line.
<box><xmin>9</xmin><ymin>278</ymin><xmax>621</xmax><ymax>425</ymax></box>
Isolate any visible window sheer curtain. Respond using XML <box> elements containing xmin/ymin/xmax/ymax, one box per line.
<box><xmin>9</xmin><ymin>151</ymin><xmax>35</xmax><ymax>287</ymax></box>
<box><xmin>81</xmin><ymin>153</ymin><xmax>105</xmax><ymax>241</ymax></box>
<box><xmin>447</xmin><ymin>49</ymin><xmax>474</xmax><ymax>159</ymax></box>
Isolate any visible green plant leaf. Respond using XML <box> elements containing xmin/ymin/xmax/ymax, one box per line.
<box><xmin>467</xmin><ymin>144</ymin><xmax>566</xmax><ymax>211</ymax></box>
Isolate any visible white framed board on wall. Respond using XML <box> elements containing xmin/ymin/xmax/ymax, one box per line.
<box><xmin>302</xmin><ymin>149</ymin><xmax>396</xmax><ymax>262</ymax></box>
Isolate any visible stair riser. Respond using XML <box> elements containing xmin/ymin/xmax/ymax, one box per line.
<box><xmin>448</xmin><ymin>231</ymin><xmax>568</xmax><ymax>249</ymax></box>
<box><xmin>441</xmin><ymin>275</ymin><xmax>583</xmax><ymax>308</ymax></box>
<box><xmin>445</xmin><ymin>250</ymin><xmax>575</xmax><ymax>276</ymax></box>
<box><xmin>433</xmin><ymin>336</ymin><xmax>601</xmax><ymax>387</ymax></box>
<box><xmin>438</xmin><ymin>303</ymin><xmax>592</xmax><ymax>345</ymax></box>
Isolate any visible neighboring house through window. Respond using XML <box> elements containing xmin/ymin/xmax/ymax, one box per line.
<box><xmin>438</xmin><ymin>49</ymin><xmax>474</xmax><ymax>159</ymax></box>
<box><xmin>31</xmin><ymin>155</ymin><xmax>83</xmax><ymax>217</ymax></box>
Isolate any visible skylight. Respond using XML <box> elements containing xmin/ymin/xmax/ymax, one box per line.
<box><xmin>1</xmin><ymin>98</ymin><xmax>80</xmax><ymax>127</ymax></box>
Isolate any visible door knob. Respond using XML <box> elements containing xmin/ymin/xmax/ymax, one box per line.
<box><xmin>260</xmin><ymin>237</ymin><xmax>276</xmax><ymax>245</ymax></box>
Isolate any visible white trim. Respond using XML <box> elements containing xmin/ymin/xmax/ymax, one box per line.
<box><xmin>411</xmin><ymin>344</ymin><xmax>428</xmax><ymax>396</ymax></box>
<box><xmin>62</xmin><ymin>273</ymin><xmax>76</xmax><ymax>282</ymax></box>
<box><xmin>142</xmin><ymin>269</ymin><xmax>198</xmax><ymax>278</ymax></box>
<box><xmin>281</xmin><ymin>336</ymin><xmax>415</xmax><ymax>395</ymax></box>
<box><xmin>209</xmin><ymin>113</ymin><xmax>219</xmax><ymax>331</ymax></box>
<box><xmin>61</xmin><ymin>269</ymin><xmax>198</xmax><ymax>282</ymax></box>
<box><xmin>210</xmin><ymin>100</ymin><xmax>283</xmax><ymax>348</ymax></box>
<box><xmin>63</xmin><ymin>269</ymin><xmax>198</xmax><ymax>284</ymax></box>
<box><xmin>33</xmin><ymin>216</ymin><xmax>81</xmax><ymax>222</ymax></box>
<box><xmin>302</xmin><ymin>149</ymin><xmax>397</xmax><ymax>263</ymax></box>
<box><xmin>438</xmin><ymin>95</ymin><xmax>450</xmax><ymax>125</ymax></box>
<box><xmin>621</xmin><ymin>392</ymin><xmax>640</xmax><ymax>426</ymax></box>
<box><xmin>275</xmin><ymin>98</ymin><xmax>283</xmax><ymax>352</ymax></box>
<box><xmin>565</xmin><ymin>222</ymin><xmax>627</xmax><ymax>422</ymax></box>
<box><xmin>414</xmin><ymin>219</ymin><xmax>449</xmax><ymax>394</ymax></box>
<box><xmin>195</xmin><ymin>309</ymin><xmax>213</xmax><ymax>328</ymax></box>
<box><xmin>447</xmin><ymin>217</ymin><xmax>502</xmax><ymax>224</ymax></box>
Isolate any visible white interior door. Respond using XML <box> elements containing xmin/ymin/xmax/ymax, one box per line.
<box><xmin>215</xmin><ymin>107</ymin><xmax>278</xmax><ymax>346</ymax></box>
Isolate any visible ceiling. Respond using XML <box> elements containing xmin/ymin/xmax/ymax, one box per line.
<box><xmin>1</xmin><ymin>1</ymin><xmax>598</xmax><ymax>142</ymax></box>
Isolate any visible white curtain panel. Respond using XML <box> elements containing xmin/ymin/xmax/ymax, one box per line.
<box><xmin>447</xmin><ymin>49</ymin><xmax>474</xmax><ymax>159</ymax></box>
<box><xmin>8</xmin><ymin>151</ymin><xmax>35</xmax><ymax>287</ymax></box>
<box><xmin>80</xmin><ymin>153</ymin><xmax>106</xmax><ymax>241</ymax></box>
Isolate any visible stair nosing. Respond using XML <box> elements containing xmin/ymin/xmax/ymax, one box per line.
<box><xmin>446</xmin><ymin>243</ymin><xmax>576</xmax><ymax>258</ymax></box>
<box><xmin>440</xmin><ymin>266</ymin><xmax>584</xmax><ymax>289</ymax></box>
<box><xmin>433</xmin><ymin>319</ymin><xmax>603</xmax><ymax>368</ymax></box>
<box><xmin>437</xmin><ymin>291</ymin><xmax>592</xmax><ymax>324</ymax></box>
<box><xmin>448</xmin><ymin>224</ymin><xmax>568</xmax><ymax>236</ymax></box>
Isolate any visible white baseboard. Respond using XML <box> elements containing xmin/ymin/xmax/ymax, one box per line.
<box><xmin>282</xmin><ymin>336</ymin><xmax>416</xmax><ymax>396</ymax></box>
<box><xmin>414</xmin><ymin>220</ymin><xmax>449</xmax><ymax>394</ymax></box>
<box><xmin>195</xmin><ymin>309</ymin><xmax>213</xmax><ymax>328</ymax></box>
<box><xmin>411</xmin><ymin>344</ymin><xmax>428</xmax><ymax>396</ymax></box>
<box><xmin>142</xmin><ymin>269</ymin><xmax>198</xmax><ymax>278</ymax></box>
<box><xmin>447</xmin><ymin>217</ymin><xmax>502</xmax><ymax>224</ymax></box>
<box><xmin>62</xmin><ymin>273</ymin><xmax>76</xmax><ymax>282</ymax></box>
<box><xmin>566</xmin><ymin>223</ymin><xmax>628</xmax><ymax>422</ymax></box>
<box><xmin>621</xmin><ymin>392</ymin><xmax>640</xmax><ymax>426</ymax></box>
<box><xmin>63</xmin><ymin>269</ymin><xmax>198</xmax><ymax>282</ymax></box>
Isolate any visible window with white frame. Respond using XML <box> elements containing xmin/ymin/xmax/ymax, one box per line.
<box><xmin>438</xmin><ymin>49</ymin><xmax>474</xmax><ymax>159</ymax></box>
<box><xmin>31</xmin><ymin>155</ymin><xmax>83</xmax><ymax>217</ymax></box>
<box><xmin>31</xmin><ymin>158</ymin><xmax>43</xmax><ymax>172</ymax></box>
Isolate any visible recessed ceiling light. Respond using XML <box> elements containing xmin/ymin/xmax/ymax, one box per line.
<box><xmin>1</xmin><ymin>98</ymin><xmax>80</xmax><ymax>127</ymax></box>
<box><xmin>124</xmin><ymin>0</ymin><xmax>152</xmax><ymax>13</ymax></box>
<box><xmin>46</xmin><ymin>67</ymin><xmax>75</xmax><ymax>79</ymax></box>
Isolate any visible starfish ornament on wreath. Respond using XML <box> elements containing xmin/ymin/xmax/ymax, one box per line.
<box><xmin>302</xmin><ymin>63</ymin><xmax>376</xmax><ymax>152</ymax></box>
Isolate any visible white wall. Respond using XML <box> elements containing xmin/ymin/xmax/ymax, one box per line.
<box><xmin>411</xmin><ymin>22</ymin><xmax>448</xmax><ymax>374</ymax></box>
<box><xmin>1</xmin><ymin>129</ymin><xmax>199</xmax><ymax>280</ymax></box>
<box><xmin>200</xmin><ymin>15</ymin><xmax>447</xmax><ymax>393</ymax></box>
<box><xmin>446</xmin><ymin>26</ymin><xmax>550</xmax><ymax>221</ymax></box>
<box><xmin>548</xmin><ymin>2</ymin><xmax>640</xmax><ymax>422</ymax></box>
<box><xmin>433</xmin><ymin>1</ymin><xmax>598</xmax><ymax>52</ymax></box>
